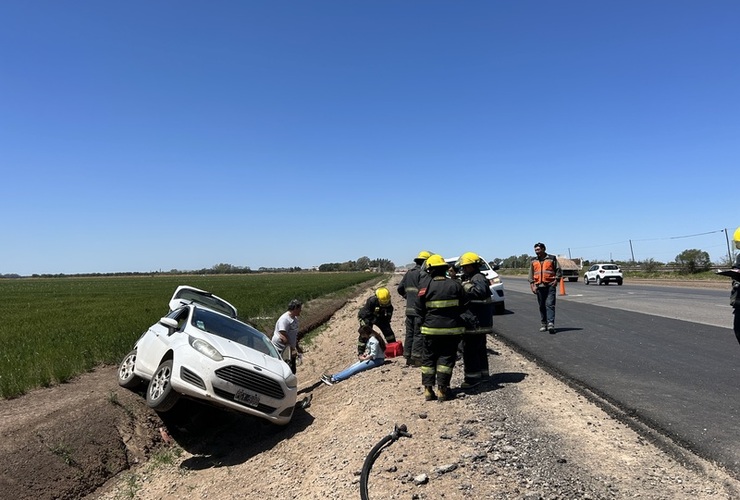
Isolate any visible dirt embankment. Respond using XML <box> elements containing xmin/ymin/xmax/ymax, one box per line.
<box><xmin>2</xmin><ymin>275</ymin><xmax>739</xmax><ymax>500</ymax></box>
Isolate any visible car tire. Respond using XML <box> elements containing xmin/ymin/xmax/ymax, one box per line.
<box><xmin>494</xmin><ymin>302</ymin><xmax>505</xmax><ymax>315</ymax></box>
<box><xmin>583</xmin><ymin>276</ymin><xmax>589</xmax><ymax>285</ymax></box>
<box><xmin>146</xmin><ymin>359</ymin><xmax>179</xmax><ymax>412</ymax></box>
<box><xmin>617</xmin><ymin>279</ymin><xmax>623</xmax><ymax>286</ymax></box>
<box><xmin>596</xmin><ymin>277</ymin><xmax>602</xmax><ymax>285</ymax></box>
<box><xmin>117</xmin><ymin>350</ymin><xmax>142</xmax><ymax>389</ymax></box>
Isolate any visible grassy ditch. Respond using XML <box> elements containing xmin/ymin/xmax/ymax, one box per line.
<box><xmin>0</xmin><ymin>272</ymin><xmax>383</xmax><ymax>399</ymax></box>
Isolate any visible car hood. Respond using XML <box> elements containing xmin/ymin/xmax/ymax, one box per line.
<box><xmin>169</xmin><ymin>285</ymin><xmax>238</xmax><ymax>318</ymax></box>
<box><xmin>196</xmin><ymin>334</ymin><xmax>289</xmax><ymax>378</ymax></box>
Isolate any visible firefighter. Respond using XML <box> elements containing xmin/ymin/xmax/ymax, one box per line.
<box><xmin>397</xmin><ymin>250</ymin><xmax>432</xmax><ymax>366</ymax></box>
<box><xmin>458</xmin><ymin>252</ymin><xmax>494</xmax><ymax>389</ymax></box>
<box><xmin>418</xmin><ymin>254</ymin><xmax>466</xmax><ymax>401</ymax></box>
<box><xmin>732</xmin><ymin>227</ymin><xmax>740</xmax><ymax>345</ymax></box>
<box><xmin>357</xmin><ymin>287</ymin><xmax>396</xmax><ymax>355</ymax></box>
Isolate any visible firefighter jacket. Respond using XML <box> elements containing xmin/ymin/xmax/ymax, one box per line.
<box><xmin>731</xmin><ymin>253</ymin><xmax>740</xmax><ymax>308</ymax></box>
<box><xmin>397</xmin><ymin>264</ymin><xmax>423</xmax><ymax>317</ymax></box>
<box><xmin>528</xmin><ymin>254</ymin><xmax>562</xmax><ymax>286</ymax></box>
<box><xmin>418</xmin><ymin>275</ymin><xmax>466</xmax><ymax>336</ymax></box>
<box><xmin>358</xmin><ymin>295</ymin><xmax>393</xmax><ymax>327</ymax></box>
<box><xmin>461</xmin><ymin>271</ymin><xmax>494</xmax><ymax>335</ymax></box>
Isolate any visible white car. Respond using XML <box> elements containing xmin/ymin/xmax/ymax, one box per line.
<box><xmin>445</xmin><ymin>256</ymin><xmax>505</xmax><ymax>314</ymax></box>
<box><xmin>583</xmin><ymin>264</ymin><xmax>624</xmax><ymax>286</ymax></box>
<box><xmin>117</xmin><ymin>286</ymin><xmax>298</xmax><ymax>425</ymax></box>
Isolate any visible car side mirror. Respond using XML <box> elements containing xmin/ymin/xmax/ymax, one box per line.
<box><xmin>159</xmin><ymin>317</ymin><xmax>179</xmax><ymax>330</ymax></box>
<box><xmin>491</xmin><ymin>263</ymin><xmax>500</xmax><ymax>271</ymax></box>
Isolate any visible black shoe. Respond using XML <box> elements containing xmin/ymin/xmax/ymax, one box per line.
<box><xmin>460</xmin><ymin>379</ymin><xmax>481</xmax><ymax>389</ymax></box>
<box><xmin>547</xmin><ymin>323</ymin><xmax>555</xmax><ymax>333</ymax></box>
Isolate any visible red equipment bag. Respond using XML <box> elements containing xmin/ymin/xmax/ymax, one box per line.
<box><xmin>384</xmin><ymin>341</ymin><xmax>403</xmax><ymax>358</ymax></box>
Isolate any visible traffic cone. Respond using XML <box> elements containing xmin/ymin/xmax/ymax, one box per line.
<box><xmin>559</xmin><ymin>278</ymin><xmax>566</xmax><ymax>296</ymax></box>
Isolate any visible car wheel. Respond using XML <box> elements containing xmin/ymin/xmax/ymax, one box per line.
<box><xmin>596</xmin><ymin>277</ymin><xmax>602</xmax><ymax>285</ymax></box>
<box><xmin>146</xmin><ymin>359</ymin><xmax>179</xmax><ymax>411</ymax></box>
<box><xmin>117</xmin><ymin>350</ymin><xmax>142</xmax><ymax>389</ymax></box>
<box><xmin>617</xmin><ymin>279</ymin><xmax>623</xmax><ymax>286</ymax></box>
<box><xmin>583</xmin><ymin>276</ymin><xmax>589</xmax><ymax>285</ymax></box>
<box><xmin>494</xmin><ymin>302</ymin><xmax>505</xmax><ymax>315</ymax></box>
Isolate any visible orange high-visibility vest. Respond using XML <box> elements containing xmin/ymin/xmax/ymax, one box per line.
<box><xmin>532</xmin><ymin>257</ymin><xmax>558</xmax><ymax>285</ymax></box>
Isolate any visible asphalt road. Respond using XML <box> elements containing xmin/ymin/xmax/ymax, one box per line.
<box><xmin>494</xmin><ymin>276</ymin><xmax>740</xmax><ymax>476</ymax></box>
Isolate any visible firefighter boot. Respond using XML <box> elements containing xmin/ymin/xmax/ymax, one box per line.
<box><xmin>436</xmin><ymin>385</ymin><xmax>450</xmax><ymax>402</ymax></box>
<box><xmin>424</xmin><ymin>386</ymin><xmax>437</xmax><ymax>401</ymax></box>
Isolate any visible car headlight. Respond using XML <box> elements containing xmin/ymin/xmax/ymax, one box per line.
<box><xmin>188</xmin><ymin>336</ymin><xmax>224</xmax><ymax>361</ymax></box>
<box><xmin>285</xmin><ymin>372</ymin><xmax>298</xmax><ymax>389</ymax></box>
<box><xmin>490</xmin><ymin>277</ymin><xmax>501</xmax><ymax>284</ymax></box>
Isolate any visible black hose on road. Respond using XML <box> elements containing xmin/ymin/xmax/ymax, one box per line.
<box><xmin>359</xmin><ymin>423</ymin><xmax>412</xmax><ymax>500</ymax></box>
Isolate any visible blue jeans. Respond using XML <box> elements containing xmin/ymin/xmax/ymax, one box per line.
<box><xmin>332</xmin><ymin>358</ymin><xmax>384</xmax><ymax>383</ymax></box>
<box><xmin>535</xmin><ymin>284</ymin><xmax>557</xmax><ymax>324</ymax></box>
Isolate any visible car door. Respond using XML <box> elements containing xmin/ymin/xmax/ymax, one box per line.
<box><xmin>135</xmin><ymin>307</ymin><xmax>190</xmax><ymax>377</ymax></box>
<box><xmin>586</xmin><ymin>265</ymin><xmax>598</xmax><ymax>282</ymax></box>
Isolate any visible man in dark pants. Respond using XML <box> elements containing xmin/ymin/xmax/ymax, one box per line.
<box><xmin>458</xmin><ymin>252</ymin><xmax>494</xmax><ymax>389</ymax></box>
<box><xmin>528</xmin><ymin>242</ymin><xmax>562</xmax><ymax>333</ymax></box>
<box><xmin>418</xmin><ymin>254</ymin><xmax>466</xmax><ymax>402</ymax></box>
<box><xmin>397</xmin><ymin>250</ymin><xmax>431</xmax><ymax>366</ymax></box>
<box><xmin>732</xmin><ymin>227</ymin><xmax>740</xmax><ymax>345</ymax></box>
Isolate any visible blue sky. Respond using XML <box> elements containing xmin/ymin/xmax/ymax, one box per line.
<box><xmin>2</xmin><ymin>1</ymin><xmax>738</xmax><ymax>275</ymax></box>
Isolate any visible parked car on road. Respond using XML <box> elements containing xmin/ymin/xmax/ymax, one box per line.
<box><xmin>583</xmin><ymin>264</ymin><xmax>623</xmax><ymax>286</ymax></box>
<box><xmin>445</xmin><ymin>256</ymin><xmax>506</xmax><ymax>314</ymax></box>
<box><xmin>117</xmin><ymin>286</ymin><xmax>298</xmax><ymax>425</ymax></box>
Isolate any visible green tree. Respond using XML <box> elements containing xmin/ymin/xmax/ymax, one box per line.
<box><xmin>501</xmin><ymin>254</ymin><xmax>532</xmax><ymax>269</ymax></box>
<box><xmin>371</xmin><ymin>258</ymin><xmax>395</xmax><ymax>272</ymax></box>
<box><xmin>356</xmin><ymin>256</ymin><xmax>372</xmax><ymax>271</ymax></box>
<box><xmin>675</xmin><ymin>249</ymin><xmax>711</xmax><ymax>274</ymax></box>
<box><xmin>638</xmin><ymin>258</ymin><xmax>661</xmax><ymax>273</ymax></box>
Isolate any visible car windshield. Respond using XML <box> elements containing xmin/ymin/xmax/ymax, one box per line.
<box><xmin>191</xmin><ymin>308</ymin><xmax>279</xmax><ymax>357</ymax></box>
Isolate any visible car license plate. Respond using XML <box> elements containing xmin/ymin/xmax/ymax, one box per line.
<box><xmin>234</xmin><ymin>389</ymin><xmax>260</xmax><ymax>407</ymax></box>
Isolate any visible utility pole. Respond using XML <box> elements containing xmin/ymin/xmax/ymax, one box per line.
<box><xmin>629</xmin><ymin>240</ymin><xmax>635</xmax><ymax>263</ymax></box>
<box><xmin>725</xmin><ymin>228</ymin><xmax>733</xmax><ymax>265</ymax></box>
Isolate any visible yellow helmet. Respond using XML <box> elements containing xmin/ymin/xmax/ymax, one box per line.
<box><xmin>425</xmin><ymin>254</ymin><xmax>447</xmax><ymax>268</ymax></box>
<box><xmin>458</xmin><ymin>252</ymin><xmax>482</xmax><ymax>267</ymax></box>
<box><xmin>375</xmin><ymin>287</ymin><xmax>391</xmax><ymax>305</ymax></box>
<box><xmin>734</xmin><ymin>226</ymin><xmax>740</xmax><ymax>242</ymax></box>
<box><xmin>415</xmin><ymin>250</ymin><xmax>432</xmax><ymax>263</ymax></box>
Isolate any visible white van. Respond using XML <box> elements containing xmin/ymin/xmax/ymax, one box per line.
<box><xmin>445</xmin><ymin>256</ymin><xmax>505</xmax><ymax>314</ymax></box>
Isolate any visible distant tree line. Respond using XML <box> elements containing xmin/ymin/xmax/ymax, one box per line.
<box><xmin>4</xmin><ymin>256</ymin><xmax>396</xmax><ymax>278</ymax></box>
<box><xmin>494</xmin><ymin>248</ymin><xmax>727</xmax><ymax>275</ymax></box>
<box><xmin>318</xmin><ymin>256</ymin><xmax>395</xmax><ymax>273</ymax></box>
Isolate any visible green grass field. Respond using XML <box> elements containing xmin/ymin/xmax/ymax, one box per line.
<box><xmin>0</xmin><ymin>273</ymin><xmax>381</xmax><ymax>399</ymax></box>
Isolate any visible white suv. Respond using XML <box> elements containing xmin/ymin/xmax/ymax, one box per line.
<box><xmin>446</xmin><ymin>256</ymin><xmax>505</xmax><ymax>314</ymax></box>
<box><xmin>583</xmin><ymin>264</ymin><xmax>623</xmax><ymax>286</ymax></box>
